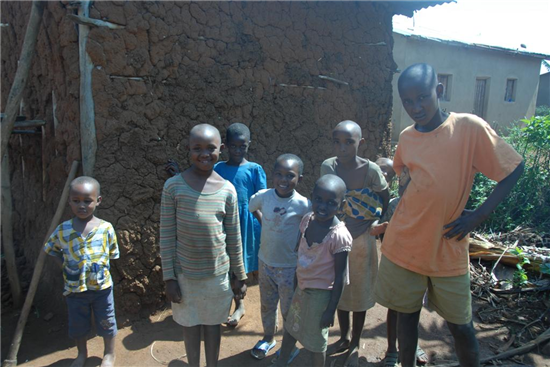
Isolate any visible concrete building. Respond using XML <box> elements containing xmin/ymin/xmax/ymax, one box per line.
<box><xmin>536</xmin><ymin>71</ymin><xmax>550</xmax><ymax>107</ymax></box>
<box><xmin>392</xmin><ymin>28</ymin><xmax>549</xmax><ymax>140</ymax></box>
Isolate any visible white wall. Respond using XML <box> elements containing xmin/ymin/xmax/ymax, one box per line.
<box><xmin>392</xmin><ymin>33</ymin><xmax>542</xmax><ymax>140</ymax></box>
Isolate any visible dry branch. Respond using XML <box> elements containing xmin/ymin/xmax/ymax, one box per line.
<box><xmin>0</xmin><ymin>1</ymin><xmax>44</xmax><ymax>159</ymax></box>
<box><xmin>67</xmin><ymin>14</ymin><xmax>125</xmax><ymax>29</ymax></box>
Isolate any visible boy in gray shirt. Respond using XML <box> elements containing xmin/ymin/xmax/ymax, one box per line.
<box><xmin>249</xmin><ymin>154</ymin><xmax>310</xmax><ymax>361</ymax></box>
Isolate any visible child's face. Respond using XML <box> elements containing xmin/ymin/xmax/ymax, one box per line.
<box><xmin>311</xmin><ymin>185</ymin><xmax>343</xmax><ymax>223</ymax></box>
<box><xmin>376</xmin><ymin>160</ymin><xmax>396</xmax><ymax>183</ymax></box>
<box><xmin>69</xmin><ymin>183</ymin><xmax>101</xmax><ymax>220</ymax></box>
<box><xmin>332</xmin><ymin>129</ymin><xmax>364</xmax><ymax>163</ymax></box>
<box><xmin>189</xmin><ymin>133</ymin><xmax>223</xmax><ymax>172</ymax></box>
<box><xmin>273</xmin><ymin>159</ymin><xmax>302</xmax><ymax>198</ymax></box>
<box><xmin>226</xmin><ymin>134</ymin><xmax>249</xmax><ymax>164</ymax></box>
<box><xmin>399</xmin><ymin>80</ymin><xmax>443</xmax><ymax>128</ymax></box>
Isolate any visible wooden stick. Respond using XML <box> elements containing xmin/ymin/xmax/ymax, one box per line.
<box><xmin>77</xmin><ymin>1</ymin><xmax>97</xmax><ymax>176</ymax></box>
<box><xmin>41</xmin><ymin>126</ymin><xmax>46</xmax><ymax>201</ymax></box>
<box><xmin>0</xmin><ymin>1</ymin><xmax>44</xmax><ymax>159</ymax></box>
<box><xmin>14</xmin><ymin>120</ymin><xmax>46</xmax><ymax>128</ymax></box>
<box><xmin>3</xmin><ymin>161</ymin><xmax>79</xmax><ymax>367</ymax></box>
<box><xmin>67</xmin><ymin>14</ymin><xmax>125</xmax><ymax>29</ymax></box>
<box><xmin>1</xmin><ymin>151</ymin><xmax>23</xmax><ymax>308</ymax></box>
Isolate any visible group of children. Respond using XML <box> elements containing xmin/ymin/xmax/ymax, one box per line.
<box><xmin>45</xmin><ymin>63</ymin><xmax>524</xmax><ymax>367</ymax></box>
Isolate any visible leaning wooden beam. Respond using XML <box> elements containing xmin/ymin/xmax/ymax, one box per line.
<box><xmin>67</xmin><ymin>13</ymin><xmax>125</xmax><ymax>29</ymax></box>
<box><xmin>14</xmin><ymin>120</ymin><xmax>46</xmax><ymax>128</ymax></box>
<box><xmin>1</xmin><ymin>151</ymin><xmax>23</xmax><ymax>309</ymax></box>
<box><xmin>0</xmin><ymin>1</ymin><xmax>44</xmax><ymax>159</ymax></box>
<box><xmin>41</xmin><ymin>126</ymin><xmax>46</xmax><ymax>201</ymax></box>
<box><xmin>3</xmin><ymin>161</ymin><xmax>79</xmax><ymax>367</ymax></box>
<box><xmin>77</xmin><ymin>0</ymin><xmax>97</xmax><ymax>176</ymax></box>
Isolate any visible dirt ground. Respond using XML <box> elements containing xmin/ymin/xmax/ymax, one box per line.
<box><xmin>2</xmin><ymin>243</ymin><xmax>549</xmax><ymax>367</ymax></box>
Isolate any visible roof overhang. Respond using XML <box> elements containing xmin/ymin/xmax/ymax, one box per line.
<box><xmin>387</xmin><ymin>0</ymin><xmax>453</xmax><ymax>17</ymax></box>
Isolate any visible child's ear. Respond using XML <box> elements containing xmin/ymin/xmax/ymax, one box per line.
<box><xmin>359</xmin><ymin>137</ymin><xmax>366</xmax><ymax>146</ymax></box>
<box><xmin>219</xmin><ymin>143</ymin><xmax>225</xmax><ymax>152</ymax></box>
<box><xmin>436</xmin><ymin>83</ymin><xmax>444</xmax><ymax>98</ymax></box>
<box><xmin>97</xmin><ymin>196</ymin><xmax>102</xmax><ymax>205</ymax></box>
<box><xmin>298</xmin><ymin>175</ymin><xmax>303</xmax><ymax>183</ymax></box>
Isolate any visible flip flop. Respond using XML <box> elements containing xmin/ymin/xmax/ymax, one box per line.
<box><xmin>271</xmin><ymin>347</ymin><xmax>300</xmax><ymax>365</ymax></box>
<box><xmin>416</xmin><ymin>346</ymin><xmax>429</xmax><ymax>365</ymax></box>
<box><xmin>384</xmin><ymin>352</ymin><xmax>399</xmax><ymax>367</ymax></box>
<box><xmin>251</xmin><ymin>340</ymin><xmax>277</xmax><ymax>360</ymax></box>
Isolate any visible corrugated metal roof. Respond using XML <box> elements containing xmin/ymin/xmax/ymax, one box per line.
<box><xmin>394</xmin><ymin>28</ymin><xmax>550</xmax><ymax>59</ymax></box>
<box><xmin>389</xmin><ymin>1</ymin><xmax>453</xmax><ymax>17</ymax></box>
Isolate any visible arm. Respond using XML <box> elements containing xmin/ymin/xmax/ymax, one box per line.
<box><xmin>225</xmin><ymin>193</ymin><xmax>247</xmax><ymax>284</ymax></box>
<box><xmin>44</xmin><ymin>229</ymin><xmax>64</xmax><ymax>271</ymax></box>
<box><xmin>444</xmin><ymin>161</ymin><xmax>524</xmax><ymax>240</ymax></box>
<box><xmin>50</xmin><ymin>255</ymin><xmax>64</xmax><ymax>270</ymax></box>
<box><xmin>379</xmin><ymin>188</ymin><xmax>390</xmax><ymax>217</ymax></box>
<box><xmin>159</xmin><ymin>183</ymin><xmax>182</xmax><ymax>303</ymax></box>
<box><xmin>320</xmin><ymin>251</ymin><xmax>348</xmax><ymax>328</ymax></box>
<box><xmin>253</xmin><ymin>210</ymin><xmax>262</xmax><ymax>224</ymax></box>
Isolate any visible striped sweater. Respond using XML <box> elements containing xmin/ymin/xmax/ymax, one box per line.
<box><xmin>160</xmin><ymin>175</ymin><xmax>247</xmax><ymax>281</ymax></box>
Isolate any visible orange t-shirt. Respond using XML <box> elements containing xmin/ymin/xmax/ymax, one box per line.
<box><xmin>382</xmin><ymin>113</ymin><xmax>523</xmax><ymax>277</ymax></box>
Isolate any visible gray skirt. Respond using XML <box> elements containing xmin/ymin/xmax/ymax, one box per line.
<box><xmin>171</xmin><ymin>272</ymin><xmax>233</xmax><ymax>327</ymax></box>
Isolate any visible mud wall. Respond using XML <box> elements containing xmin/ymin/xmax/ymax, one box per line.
<box><xmin>2</xmin><ymin>1</ymin><xmax>395</xmax><ymax>318</ymax></box>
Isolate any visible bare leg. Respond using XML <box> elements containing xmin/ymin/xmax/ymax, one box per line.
<box><xmin>397</xmin><ymin>311</ymin><xmax>421</xmax><ymax>367</ymax></box>
<box><xmin>387</xmin><ymin>309</ymin><xmax>398</xmax><ymax>354</ymax></box>
<box><xmin>227</xmin><ymin>297</ymin><xmax>245</xmax><ymax>326</ymax></box>
<box><xmin>328</xmin><ymin>310</ymin><xmax>351</xmax><ymax>354</ymax></box>
<box><xmin>204</xmin><ymin>324</ymin><xmax>222</xmax><ymax>367</ymax></box>
<box><xmin>100</xmin><ymin>335</ymin><xmax>116</xmax><ymax>367</ymax></box>
<box><xmin>70</xmin><ymin>337</ymin><xmax>87</xmax><ymax>367</ymax></box>
<box><xmin>311</xmin><ymin>351</ymin><xmax>326</xmax><ymax>367</ymax></box>
<box><xmin>343</xmin><ymin>311</ymin><xmax>366</xmax><ymax>367</ymax></box>
<box><xmin>182</xmin><ymin>325</ymin><xmax>202</xmax><ymax>367</ymax></box>
<box><xmin>447</xmin><ymin>321</ymin><xmax>480</xmax><ymax>367</ymax></box>
<box><xmin>274</xmin><ymin>331</ymin><xmax>297</xmax><ymax>367</ymax></box>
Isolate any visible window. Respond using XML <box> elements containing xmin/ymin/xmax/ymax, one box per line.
<box><xmin>438</xmin><ymin>74</ymin><xmax>452</xmax><ymax>101</ymax></box>
<box><xmin>504</xmin><ymin>79</ymin><xmax>517</xmax><ymax>102</ymax></box>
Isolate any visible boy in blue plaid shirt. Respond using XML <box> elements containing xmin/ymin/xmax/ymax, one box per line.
<box><xmin>44</xmin><ymin>176</ymin><xmax>119</xmax><ymax>367</ymax></box>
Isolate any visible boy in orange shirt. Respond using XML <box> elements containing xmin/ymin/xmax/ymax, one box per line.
<box><xmin>374</xmin><ymin>63</ymin><xmax>524</xmax><ymax>367</ymax></box>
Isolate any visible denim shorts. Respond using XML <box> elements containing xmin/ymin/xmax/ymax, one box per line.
<box><xmin>65</xmin><ymin>287</ymin><xmax>117</xmax><ymax>339</ymax></box>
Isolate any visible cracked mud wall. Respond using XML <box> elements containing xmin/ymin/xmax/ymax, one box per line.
<box><xmin>2</xmin><ymin>1</ymin><xmax>395</xmax><ymax>318</ymax></box>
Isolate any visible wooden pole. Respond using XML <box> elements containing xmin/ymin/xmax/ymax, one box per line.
<box><xmin>1</xmin><ymin>151</ymin><xmax>23</xmax><ymax>308</ymax></box>
<box><xmin>3</xmin><ymin>161</ymin><xmax>79</xmax><ymax>367</ymax></box>
<box><xmin>0</xmin><ymin>1</ymin><xmax>44</xmax><ymax>159</ymax></box>
<box><xmin>78</xmin><ymin>0</ymin><xmax>97</xmax><ymax>177</ymax></box>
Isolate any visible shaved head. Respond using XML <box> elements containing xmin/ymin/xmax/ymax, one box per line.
<box><xmin>398</xmin><ymin>63</ymin><xmax>438</xmax><ymax>93</ymax></box>
<box><xmin>333</xmin><ymin>120</ymin><xmax>362</xmax><ymax>139</ymax></box>
<box><xmin>70</xmin><ymin>176</ymin><xmax>100</xmax><ymax>196</ymax></box>
<box><xmin>315</xmin><ymin>174</ymin><xmax>347</xmax><ymax>200</ymax></box>
<box><xmin>190</xmin><ymin>124</ymin><xmax>222</xmax><ymax>144</ymax></box>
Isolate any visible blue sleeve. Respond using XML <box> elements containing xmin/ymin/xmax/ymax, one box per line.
<box><xmin>255</xmin><ymin>165</ymin><xmax>267</xmax><ymax>193</ymax></box>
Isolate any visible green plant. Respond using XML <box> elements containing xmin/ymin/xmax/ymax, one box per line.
<box><xmin>535</xmin><ymin>105</ymin><xmax>550</xmax><ymax>117</ymax></box>
<box><xmin>511</xmin><ymin>248</ymin><xmax>530</xmax><ymax>287</ymax></box>
<box><xmin>467</xmin><ymin>114</ymin><xmax>550</xmax><ymax>232</ymax></box>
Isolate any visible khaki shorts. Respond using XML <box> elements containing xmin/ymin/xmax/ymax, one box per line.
<box><xmin>374</xmin><ymin>255</ymin><xmax>472</xmax><ymax>325</ymax></box>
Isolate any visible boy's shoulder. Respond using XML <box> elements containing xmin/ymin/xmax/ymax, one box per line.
<box><xmin>164</xmin><ymin>173</ymin><xmax>183</xmax><ymax>187</ymax></box>
<box><xmin>253</xmin><ymin>188</ymin><xmax>272</xmax><ymax>198</ymax></box>
<box><xmin>321</xmin><ymin>157</ymin><xmax>338</xmax><ymax>168</ymax></box>
<box><xmin>291</xmin><ymin>190</ymin><xmax>309</xmax><ymax>205</ymax></box>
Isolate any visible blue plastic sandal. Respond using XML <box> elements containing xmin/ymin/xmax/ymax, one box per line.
<box><xmin>272</xmin><ymin>347</ymin><xmax>300</xmax><ymax>365</ymax></box>
<box><xmin>251</xmin><ymin>339</ymin><xmax>277</xmax><ymax>360</ymax></box>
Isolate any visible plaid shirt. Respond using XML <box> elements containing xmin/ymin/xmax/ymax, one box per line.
<box><xmin>44</xmin><ymin>219</ymin><xmax>119</xmax><ymax>295</ymax></box>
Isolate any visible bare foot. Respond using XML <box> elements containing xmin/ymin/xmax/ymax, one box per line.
<box><xmin>343</xmin><ymin>345</ymin><xmax>359</xmax><ymax>367</ymax></box>
<box><xmin>226</xmin><ymin>303</ymin><xmax>245</xmax><ymax>327</ymax></box>
<box><xmin>70</xmin><ymin>353</ymin><xmax>87</xmax><ymax>367</ymax></box>
<box><xmin>101</xmin><ymin>353</ymin><xmax>116</xmax><ymax>367</ymax></box>
<box><xmin>327</xmin><ymin>338</ymin><xmax>350</xmax><ymax>355</ymax></box>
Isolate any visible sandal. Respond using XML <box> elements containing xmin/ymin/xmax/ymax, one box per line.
<box><xmin>251</xmin><ymin>340</ymin><xmax>277</xmax><ymax>360</ymax></box>
<box><xmin>271</xmin><ymin>347</ymin><xmax>300</xmax><ymax>365</ymax></box>
<box><xmin>384</xmin><ymin>352</ymin><xmax>399</xmax><ymax>367</ymax></box>
<box><xmin>416</xmin><ymin>346</ymin><xmax>429</xmax><ymax>365</ymax></box>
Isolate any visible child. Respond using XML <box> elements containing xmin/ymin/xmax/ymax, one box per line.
<box><xmin>321</xmin><ymin>120</ymin><xmax>389</xmax><ymax>367</ymax></box>
<box><xmin>370</xmin><ymin>158</ymin><xmax>428</xmax><ymax>367</ymax></box>
<box><xmin>274</xmin><ymin>174</ymin><xmax>352</xmax><ymax>367</ymax></box>
<box><xmin>160</xmin><ymin>124</ymin><xmax>247</xmax><ymax>367</ymax></box>
<box><xmin>248</xmin><ymin>154</ymin><xmax>310</xmax><ymax>360</ymax></box>
<box><xmin>374</xmin><ymin>63</ymin><xmax>524</xmax><ymax>367</ymax></box>
<box><xmin>214</xmin><ymin>123</ymin><xmax>267</xmax><ymax>326</ymax></box>
<box><xmin>44</xmin><ymin>176</ymin><xmax>118</xmax><ymax>367</ymax></box>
